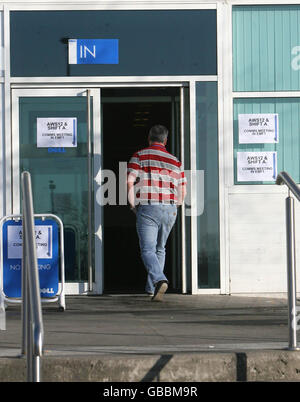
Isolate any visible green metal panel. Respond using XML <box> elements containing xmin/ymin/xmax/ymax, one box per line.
<box><xmin>233</xmin><ymin>6</ymin><xmax>300</xmax><ymax>91</ymax></box>
<box><xmin>234</xmin><ymin>98</ymin><xmax>300</xmax><ymax>184</ymax></box>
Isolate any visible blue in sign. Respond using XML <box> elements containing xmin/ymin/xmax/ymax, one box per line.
<box><xmin>68</xmin><ymin>39</ymin><xmax>119</xmax><ymax>65</ymax></box>
<box><xmin>2</xmin><ymin>219</ymin><xmax>59</xmax><ymax>298</ymax></box>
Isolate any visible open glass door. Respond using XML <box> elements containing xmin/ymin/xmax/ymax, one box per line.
<box><xmin>11</xmin><ymin>88</ymin><xmax>101</xmax><ymax>295</ymax></box>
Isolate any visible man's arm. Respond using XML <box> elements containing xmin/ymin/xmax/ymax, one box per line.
<box><xmin>127</xmin><ymin>152</ymin><xmax>140</xmax><ymax>212</ymax></box>
<box><xmin>127</xmin><ymin>178</ymin><xmax>136</xmax><ymax>210</ymax></box>
<box><xmin>177</xmin><ymin>184</ymin><xmax>187</xmax><ymax>206</ymax></box>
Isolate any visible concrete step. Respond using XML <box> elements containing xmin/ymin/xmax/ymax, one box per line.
<box><xmin>1</xmin><ymin>350</ymin><xmax>300</xmax><ymax>382</ymax></box>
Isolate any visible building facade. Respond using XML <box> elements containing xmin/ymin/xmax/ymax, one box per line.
<box><xmin>0</xmin><ymin>0</ymin><xmax>299</xmax><ymax>296</ymax></box>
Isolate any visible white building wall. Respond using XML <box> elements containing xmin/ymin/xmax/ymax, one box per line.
<box><xmin>227</xmin><ymin>1</ymin><xmax>300</xmax><ymax>295</ymax></box>
<box><xmin>228</xmin><ymin>189</ymin><xmax>300</xmax><ymax>294</ymax></box>
<box><xmin>0</xmin><ymin>10</ymin><xmax>3</xmax><ymax>219</ymax></box>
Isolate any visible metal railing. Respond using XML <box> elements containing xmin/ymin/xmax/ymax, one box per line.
<box><xmin>21</xmin><ymin>171</ymin><xmax>44</xmax><ymax>381</ymax></box>
<box><xmin>276</xmin><ymin>171</ymin><xmax>300</xmax><ymax>350</ymax></box>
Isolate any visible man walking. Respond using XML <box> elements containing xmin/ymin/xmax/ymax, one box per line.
<box><xmin>127</xmin><ymin>125</ymin><xmax>186</xmax><ymax>301</ymax></box>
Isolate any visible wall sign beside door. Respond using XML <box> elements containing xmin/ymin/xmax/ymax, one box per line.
<box><xmin>36</xmin><ymin>117</ymin><xmax>77</xmax><ymax>148</ymax></box>
<box><xmin>238</xmin><ymin>113</ymin><xmax>279</xmax><ymax>144</ymax></box>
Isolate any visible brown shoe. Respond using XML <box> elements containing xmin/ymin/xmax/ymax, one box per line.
<box><xmin>152</xmin><ymin>280</ymin><xmax>168</xmax><ymax>302</ymax></box>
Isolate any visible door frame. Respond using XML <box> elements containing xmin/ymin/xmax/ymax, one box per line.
<box><xmin>99</xmin><ymin>84</ymin><xmax>189</xmax><ymax>294</ymax></box>
<box><xmin>11</xmin><ymin>87</ymin><xmax>102</xmax><ymax>295</ymax></box>
<box><xmin>101</xmin><ymin>87</ymin><xmax>185</xmax><ymax>292</ymax></box>
<box><xmin>9</xmin><ymin>81</ymin><xmax>208</xmax><ymax>295</ymax></box>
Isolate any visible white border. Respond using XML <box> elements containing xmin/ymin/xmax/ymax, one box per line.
<box><xmin>0</xmin><ymin>8</ymin><xmax>3</xmax><ymax>77</ymax></box>
<box><xmin>0</xmin><ymin>10</ymin><xmax>3</xmax><ymax>218</ymax></box>
<box><xmin>2</xmin><ymin>0</ymin><xmax>300</xmax><ymax>7</ymax></box>
<box><xmin>0</xmin><ymin>2</ymin><xmax>217</xmax><ymax>11</ymax></box>
<box><xmin>189</xmin><ymin>80</ymin><xmax>198</xmax><ymax>294</ymax></box>
<box><xmin>10</xmin><ymin>76</ymin><xmax>217</xmax><ymax>84</ymax></box>
<box><xmin>222</xmin><ymin>1</ymin><xmax>234</xmax><ymax>295</ymax></box>
<box><xmin>231</xmin><ymin>0</ymin><xmax>300</xmax><ymax>4</ymax></box>
<box><xmin>0</xmin><ymin>84</ymin><xmax>3</xmax><ymax>218</ymax></box>
<box><xmin>3</xmin><ymin>5</ymin><xmax>10</xmax><ymax>216</ymax></box>
<box><xmin>217</xmin><ymin>1</ymin><xmax>230</xmax><ymax>295</ymax></box>
<box><xmin>234</xmin><ymin>92</ymin><xmax>300</xmax><ymax>98</ymax></box>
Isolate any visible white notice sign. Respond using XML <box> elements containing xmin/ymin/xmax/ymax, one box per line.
<box><xmin>37</xmin><ymin>117</ymin><xmax>77</xmax><ymax>148</ymax></box>
<box><xmin>238</xmin><ymin>114</ymin><xmax>279</xmax><ymax>144</ymax></box>
<box><xmin>237</xmin><ymin>152</ymin><xmax>277</xmax><ymax>182</ymax></box>
<box><xmin>7</xmin><ymin>225</ymin><xmax>52</xmax><ymax>259</ymax></box>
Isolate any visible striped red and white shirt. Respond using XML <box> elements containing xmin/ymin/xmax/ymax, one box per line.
<box><xmin>127</xmin><ymin>143</ymin><xmax>186</xmax><ymax>204</ymax></box>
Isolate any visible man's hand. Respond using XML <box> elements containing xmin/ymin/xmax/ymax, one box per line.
<box><xmin>130</xmin><ymin>206</ymin><xmax>137</xmax><ymax>214</ymax></box>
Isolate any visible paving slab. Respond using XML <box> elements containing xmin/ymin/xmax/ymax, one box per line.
<box><xmin>1</xmin><ymin>293</ymin><xmax>300</xmax><ymax>382</ymax></box>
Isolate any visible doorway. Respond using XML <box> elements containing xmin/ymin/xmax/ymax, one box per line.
<box><xmin>11</xmin><ymin>86</ymin><xmax>186</xmax><ymax>295</ymax></box>
<box><xmin>102</xmin><ymin>87</ymin><xmax>182</xmax><ymax>293</ymax></box>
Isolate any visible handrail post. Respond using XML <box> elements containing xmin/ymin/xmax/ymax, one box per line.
<box><xmin>21</xmin><ymin>212</ymin><xmax>28</xmax><ymax>355</ymax></box>
<box><xmin>21</xmin><ymin>171</ymin><xmax>44</xmax><ymax>382</ymax></box>
<box><xmin>286</xmin><ymin>193</ymin><xmax>300</xmax><ymax>350</ymax></box>
<box><xmin>276</xmin><ymin>172</ymin><xmax>300</xmax><ymax>350</ymax></box>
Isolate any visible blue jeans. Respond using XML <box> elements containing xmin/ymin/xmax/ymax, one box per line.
<box><xmin>136</xmin><ymin>204</ymin><xmax>177</xmax><ymax>294</ymax></box>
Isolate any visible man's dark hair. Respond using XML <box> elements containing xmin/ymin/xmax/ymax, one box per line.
<box><xmin>148</xmin><ymin>125</ymin><xmax>168</xmax><ymax>143</ymax></box>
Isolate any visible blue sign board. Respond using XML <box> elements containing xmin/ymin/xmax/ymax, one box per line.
<box><xmin>68</xmin><ymin>39</ymin><xmax>119</xmax><ymax>65</ymax></box>
<box><xmin>2</xmin><ymin>219</ymin><xmax>59</xmax><ymax>298</ymax></box>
